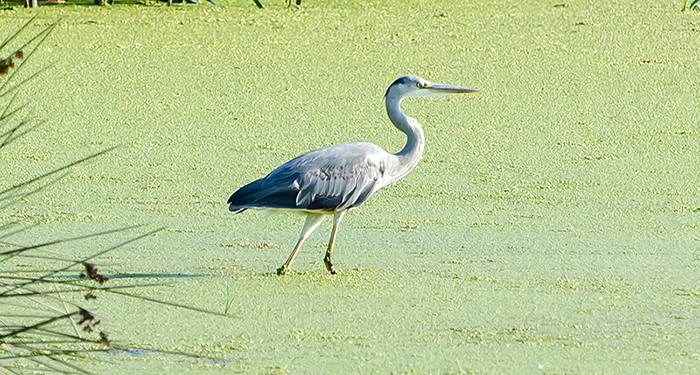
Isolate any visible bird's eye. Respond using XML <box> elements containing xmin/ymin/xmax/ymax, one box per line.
<box><xmin>416</xmin><ymin>83</ymin><xmax>425</xmax><ymax>89</ymax></box>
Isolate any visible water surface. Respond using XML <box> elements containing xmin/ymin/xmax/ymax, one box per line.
<box><xmin>1</xmin><ymin>0</ymin><xmax>699</xmax><ymax>373</ymax></box>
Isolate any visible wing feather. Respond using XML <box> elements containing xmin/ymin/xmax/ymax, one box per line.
<box><xmin>229</xmin><ymin>142</ymin><xmax>389</xmax><ymax>212</ymax></box>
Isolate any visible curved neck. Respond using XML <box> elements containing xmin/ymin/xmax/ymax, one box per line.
<box><xmin>385</xmin><ymin>94</ymin><xmax>425</xmax><ymax>182</ymax></box>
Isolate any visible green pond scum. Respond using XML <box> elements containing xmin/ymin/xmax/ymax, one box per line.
<box><xmin>1</xmin><ymin>0</ymin><xmax>699</xmax><ymax>373</ymax></box>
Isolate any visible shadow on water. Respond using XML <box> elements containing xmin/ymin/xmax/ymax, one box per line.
<box><xmin>108</xmin><ymin>273</ymin><xmax>212</xmax><ymax>280</ymax></box>
<box><xmin>56</xmin><ymin>272</ymin><xmax>213</xmax><ymax>280</ymax></box>
<box><xmin>107</xmin><ymin>349</ymin><xmax>230</xmax><ymax>365</ymax></box>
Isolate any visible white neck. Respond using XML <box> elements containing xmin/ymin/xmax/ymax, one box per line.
<box><xmin>384</xmin><ymin>93</ymin><xmax>425</xmax><ymax>184</ymax></box>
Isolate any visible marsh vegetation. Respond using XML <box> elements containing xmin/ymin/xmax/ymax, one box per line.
<box><xmin>1</xmin><ymin>18</ymin><xmax>220</xmax><ymax>374</ymax></box>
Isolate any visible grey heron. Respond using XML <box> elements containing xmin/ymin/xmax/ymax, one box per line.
<box><xmin>228</xmin><ymin>75</ymin><xmax>478</xmax><ymax>275</ymax></box>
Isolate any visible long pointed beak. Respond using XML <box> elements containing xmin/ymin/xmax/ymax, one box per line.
<box><xmin>427</xmin><ymin>83</ymin><xmax>479</xmax><ymax>94</ymax></box>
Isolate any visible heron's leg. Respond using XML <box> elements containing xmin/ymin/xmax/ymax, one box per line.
<box><xmin>277</xmin><ymin>213</ymin><xmax>325</xmax><ymax>275</ymax></box>
<box><xmin>324</xmin><ymin>210</ymin><xmax>346</xmax><ymax>275</ymax></box>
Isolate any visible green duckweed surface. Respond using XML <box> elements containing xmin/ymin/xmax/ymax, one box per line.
<box><xmin>2</xmin><ymin>0</ymin><xmax>700</xmax><ymax>373</ymax></box>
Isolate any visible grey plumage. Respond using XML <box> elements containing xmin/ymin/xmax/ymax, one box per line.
<box><xmin>228</xmin><ymin>75</ymin><xmax>478</xmax><ymax>274</ymax></box>
<box><xmin>228</xmin><ymin>142</ymin><xmax>386</xmax><ymax>213</ymax></box>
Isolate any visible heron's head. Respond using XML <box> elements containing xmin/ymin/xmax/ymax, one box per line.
<box><xmin>385</xmin><ymin>75</ymin><xmax>478</xmax><ymax>100</ymax></box>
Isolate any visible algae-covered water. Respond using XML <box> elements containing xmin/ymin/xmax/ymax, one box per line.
<box><xmin>2</xmin><ymin>0</ymin><xmax>700</xmax><ymax>373</ymax></box>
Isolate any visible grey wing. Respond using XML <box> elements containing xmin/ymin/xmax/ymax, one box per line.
<box><xmin>263</xmin><ymin>143</ymin><xmax>388</xmax><ymax>211</ymax></box>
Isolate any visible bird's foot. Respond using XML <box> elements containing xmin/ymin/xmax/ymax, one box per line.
<box><xmin>323</xmin><ymin>255</ymin><xmax>336</xmax><ymax>275</ymax></box>
<box><xmin>276</xmin><ymin>265</ymin><xmax>289</xmax><ymax>275</ymax></box>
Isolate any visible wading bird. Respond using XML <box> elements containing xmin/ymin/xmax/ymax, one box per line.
<box><xmin>228</xmin><ymin>75</ymin><xmax>477</xmax><ymax>275</ymax></box>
